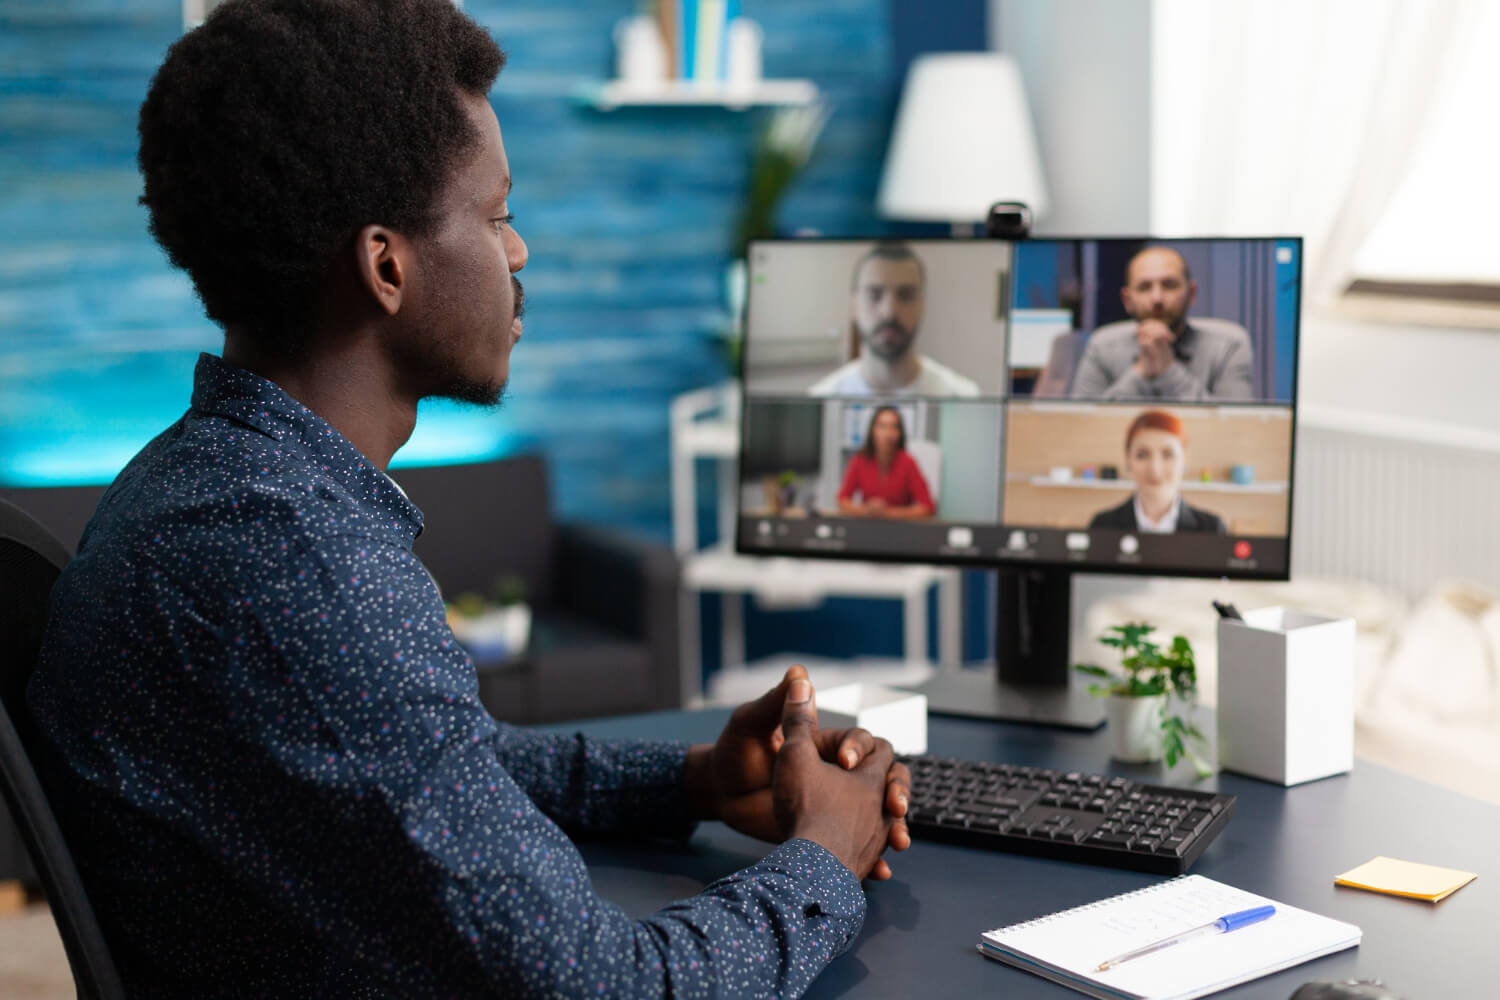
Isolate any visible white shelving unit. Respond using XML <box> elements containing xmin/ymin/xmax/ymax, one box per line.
<box><xmin>576</xmin><ymin>79</ymin><xmax>819</xmax><ymax>111</ymax></box>
<box><xmin>671</xmin><ymin>383</ymin><xmax>961</xmax><ymax>707</ymax></box>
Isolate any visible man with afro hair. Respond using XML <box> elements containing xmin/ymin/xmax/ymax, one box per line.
<box><xmin>29</xmin><ymin>1</ymin><xmax>909</xmax><ymax>995</ymax></box>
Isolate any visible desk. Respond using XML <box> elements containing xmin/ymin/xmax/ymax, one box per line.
<box><xmin>548</xmin><ymin>709</ymin><xmax>1499</xmax><ymax>998</ymax></box>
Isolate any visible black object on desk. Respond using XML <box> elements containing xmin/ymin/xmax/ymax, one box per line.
<box><xmin>1290</xmin><ymin>981</ymin><xmax>1405</xmax><ymax>1000</ymax></box>
<box><xmin>914</xmin><ymin>570</ymin><xmax>1107</xmax><ymax>731</ymax></box>
<box><xmin>1213</xmin><ymin>599</ymin><xmax>1244</xmax><ymax>621</ymax></box>
<box><xmin>901</xmin><ymin>755</ymin><xmax>1235</xmax><ymax>874</ymax></box>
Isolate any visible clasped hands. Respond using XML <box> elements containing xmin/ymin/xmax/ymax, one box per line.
<box><xmin>683</xmin><ymin>665</ymin><xmax>911</xmax><ymax>880</ymax></box>
<box><xmin>1133</xmin><ymin>318</ymin><xmax>1177</xmax><ymax>379</ymax></box>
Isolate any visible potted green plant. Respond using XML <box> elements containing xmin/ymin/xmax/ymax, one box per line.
<box><xmin>1075</xmin><ymin>623</ymin><xmax>1212</xmax><ymax>776</ymax></box>
<box><xmin>445</xmin><ymin>573</ymin><xmax>531</xmax><ymax>664</ymax></box>
<box><xmin>719</xmin><ymin>104</ymin><xmax>831</xmax><ymax>372</ymax></box>
<box><xmin>776</xmin><ymin>469</ymin><xmax>799</xmax><ymax>509</ymax></box>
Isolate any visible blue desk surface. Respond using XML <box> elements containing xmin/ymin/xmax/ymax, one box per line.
<box><xmin>544</xmin><ymin>708</ymin><xmax>1498</xmax><ymax>999</ymax></box>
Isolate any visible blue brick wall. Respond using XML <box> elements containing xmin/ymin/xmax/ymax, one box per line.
<box><xmin>0</xmin><ymin>0</ymin><xmax>897</xmax><ymax>545</ymax></box>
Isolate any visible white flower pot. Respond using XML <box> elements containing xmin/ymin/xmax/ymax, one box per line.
<box><xmin>450</xmin><ymin>604</ymin><xmax>532</xmax><ymax>663</ymax></box>
<box><xmin>1107</xmin><ymin>694</ymin><xmax>1167</xmax><ymax>763</ymax></box>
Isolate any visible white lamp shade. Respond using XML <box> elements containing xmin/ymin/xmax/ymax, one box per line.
<box><xmin>877</xmin><ymin>52</ymin><xmax>1049</xmax><ymax>223</ymax></box>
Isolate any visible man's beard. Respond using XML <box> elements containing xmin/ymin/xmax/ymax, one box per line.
<box><xmin>443</xmin><ymin>374</ymin><xmax>507</xmax><ymax>407</ymax></box>
<box><xmin>863</xmin><ymin>320</ymin><xmax>915</xmax><ymax>362</ymax></box>
<box><xmin>1135</xmin><ymin>302</ymin><xmax>1188</xmax><ymax>334</ymax></box>
<box><xmin>427</xmin><ymin>277</ymin><xmax>524</xmax><ymax>408</ymax></box>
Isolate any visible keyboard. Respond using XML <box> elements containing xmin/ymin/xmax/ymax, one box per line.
<box><xmin>900</xmin><ymin>755</ymin><xmax>1236</xmax><ymax>874</ymax></box>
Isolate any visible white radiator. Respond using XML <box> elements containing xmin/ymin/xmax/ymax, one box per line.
<box><xmin>1293</xmin><ymin>406</ymin><xmax>1500</xmax><ymax>599</ymax></box>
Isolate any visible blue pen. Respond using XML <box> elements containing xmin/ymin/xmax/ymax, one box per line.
<box><xmin>1094</xmin><ymin>905</ymin><xmax>1276</xmax><ymax>972</ymax></box>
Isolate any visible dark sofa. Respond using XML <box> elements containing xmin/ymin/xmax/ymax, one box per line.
<box><xmin>389</xmin><ymin>454</ymin><xmax>682</xmax><ymax>724</ymax></box>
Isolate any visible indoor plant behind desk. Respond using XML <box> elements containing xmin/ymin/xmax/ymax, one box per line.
<box><xmin>1076</xmin><ymin>623</ymin><xmax>1212</xmax><ymax>777</ymax></box>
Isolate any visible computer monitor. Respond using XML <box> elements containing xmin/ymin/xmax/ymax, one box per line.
<box><xmin>735</xmin><ymin>236</ymin><xmax>1302</xmax><ymax>729</ymax></box>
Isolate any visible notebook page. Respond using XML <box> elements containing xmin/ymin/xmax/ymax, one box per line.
<box><xmin>983</xmin><ymin>876</ymin><xmax>1360</xmax><ymax>1000</ymax></box>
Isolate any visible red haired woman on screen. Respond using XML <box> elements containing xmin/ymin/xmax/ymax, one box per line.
<box><xmin>1089</xmin><ymin>409</ymin><xmax>1225</xmax><ymax>533</ymax></box>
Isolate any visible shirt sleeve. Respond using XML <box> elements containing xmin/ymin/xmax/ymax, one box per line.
<box><xmin>1149</xmin><ymin>360</ymin><xmax>1208</xmax><ymax>400</ymax></box>
<box><xmin>1204</xmin><ymin>327</ymin><xmax>1255</xmax><ymax>400</ymax></box>
<box><xmin>838</xmin><ymin>454</ymin><xmax>863</xmax><ymax>501</ymax></box>
<box><xmin>900</xmin><ymin>452</ymin><xmax>934</xmax><ymax>513</ymax></box>
<box><xmin>1070</xmin><ymin>339</ymin><xmax>1129</xmax><ymax>400</ymax></box>
<box><xmin>484</xmin><ymin>724</ymin><xmax>696</xmax><ymax>838</ymax></box>
<box><xmin>242</xmin><ymin>531</ymin><xmax>867</xmax><ymax>996</ymax></box>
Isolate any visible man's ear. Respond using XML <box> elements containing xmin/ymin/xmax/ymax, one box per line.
<box><xmin>354</xmin><ymin>224</ymin><xmax>408</xmax><ymax>317</ymax></box>
<box><xmin>1186</xmin><ymin>279</ymin><xmax>1198</xmax><ymax>308</ymax></box>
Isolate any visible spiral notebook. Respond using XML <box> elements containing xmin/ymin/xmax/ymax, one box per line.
<box><xmin>977</xmin><ymin>875</ymin><xmax>1361</xmax><ymax>1000</ymax></box>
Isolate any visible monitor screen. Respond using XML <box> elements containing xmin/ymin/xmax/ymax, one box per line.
<box><xmin>735</xmin><ymin>236</ymin><xmax>1301</xmax><ymax>580</ymax></box>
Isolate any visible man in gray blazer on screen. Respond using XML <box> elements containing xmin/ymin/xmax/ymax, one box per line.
<box><xmin>1070</xmin><ymin>246</ymin><xmax>1254</xmax><ymax>402</ymax></box>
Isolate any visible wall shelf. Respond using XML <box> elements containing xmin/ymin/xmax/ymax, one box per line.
<box><xmin>1022</xmin><ymin>477</ymin><xmax>1288</xmax><ymax>494</ymax></box>
<box><xmin>575</xmin><ymin>78</ymin><xmax>819</xmax><ymax>111</ymax></box>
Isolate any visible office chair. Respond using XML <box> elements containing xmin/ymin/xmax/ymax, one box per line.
<box><xmin>0</xmin><ymin>499</ymin><xmax>125</xmax><ymax>999</ymax></box>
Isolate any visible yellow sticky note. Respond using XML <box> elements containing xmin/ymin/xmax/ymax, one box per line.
<box><xmin>1335</xmin><ymin>856</ymin><xmax>1477</xmax><ymax>902</ymax></box>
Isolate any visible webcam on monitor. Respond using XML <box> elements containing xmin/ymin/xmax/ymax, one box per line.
<box><xmin>985</xmin><ymin>201</ymin><xmax>1032</xmax><ymax>239</ymax></box>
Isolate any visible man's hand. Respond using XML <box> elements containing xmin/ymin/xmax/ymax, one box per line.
<box><xmin>771</xmin><ymin>673</ymin><xmax>902</xmax><ymax>880</ymax></box>
<box><xmin>1134</xmin><ymin>319</ymin><xmax>1176</xmax><ymax>379</ymax></box>
<box><xmin>682</xmin><ymin>666</ymin><xmax>911</xmax><ymax>879</ymax></box>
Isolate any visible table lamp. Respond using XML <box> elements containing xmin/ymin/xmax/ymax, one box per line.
<box><xmin>877</xmin><ymin>52</ymin><xmax>1049</xmax><ymax>232</ymax></box>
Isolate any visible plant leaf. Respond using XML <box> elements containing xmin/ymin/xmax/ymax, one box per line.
<box><xmin>1163</xmin><ymin>728</ymin><xmax>1184</xmax><ymax>768</ymax></box>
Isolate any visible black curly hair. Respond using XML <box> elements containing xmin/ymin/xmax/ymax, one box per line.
<box><xmin>138</xmin><ymin>0</ymin><xmax>506</xmax><ymax>355</ymax></box>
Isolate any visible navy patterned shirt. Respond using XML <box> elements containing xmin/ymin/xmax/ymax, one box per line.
<box><xmin>30</xmin><ymin>353</ymin><xmax>864</xmax><ymax>998</ymax></box>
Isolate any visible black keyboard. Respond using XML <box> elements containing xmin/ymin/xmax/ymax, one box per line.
<box><xmin>900</xmin><ymin>755</ymin><xmax>1235</xmax><ymax>874</ymax></box>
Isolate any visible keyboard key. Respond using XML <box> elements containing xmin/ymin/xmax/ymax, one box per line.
<box><xmin>1089</xmin><ymin>831</ymin><xmax>1133</xmax><ymax>848</ymax></box>
<box><xmin>975</xmin><ymin>795</ymin><xmax>1023</xmax><ymax>809</ymax></box>
<box><xmin>1156</xmin><ymin>835</ymin><xmax>1190</xmax><ymax>855</ymax></box>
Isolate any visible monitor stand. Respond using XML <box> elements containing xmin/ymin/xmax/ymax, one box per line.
<box><xmin>913</xmin><ymin>568</ymin><xmax>1106</xmax><ymax>731</ymax></box>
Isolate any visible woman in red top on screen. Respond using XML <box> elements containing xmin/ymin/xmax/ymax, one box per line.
<box><xmin>1088</xmin><ymin>409</ymin><xmax>1226</xmax><ymax>534</ymax></box>
<box><xmin>837</xmin><ymin>406</ymin><xmax>936</xmax><ymax>519</ymax></box>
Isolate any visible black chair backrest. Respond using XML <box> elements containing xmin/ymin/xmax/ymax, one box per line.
<box><xmin>394</xmin><ymin>454</ymin><xmax>558</xmax><ymax>611</ymax></box>
<box><xmin>0</xmin><ymin>498</ymin><xmax>125</xmax><ymax>999</ymax></box>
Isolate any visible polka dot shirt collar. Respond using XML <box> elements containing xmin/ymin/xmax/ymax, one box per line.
<box><xmin>189</xmin><ymin>351</ymin><xmax>423</xmax><ymax>544</ymax></box>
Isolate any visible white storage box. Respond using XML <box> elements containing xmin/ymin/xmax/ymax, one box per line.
<box><xmin>1217</xmin><ymin>607</ymin><xmax>1355</xmax><ymax>786</ymax></box>
<box><xmin>816</xmin><ymin>683</ymin><xmax>928</xmax><ymax>756</ymax></box>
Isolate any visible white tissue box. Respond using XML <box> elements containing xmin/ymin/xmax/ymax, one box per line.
<box><xmin>816</xmin><ymin>683</ymin><xmax>927</xmax><ymax>756</ymax></box>
<box><xmin>1217</xmin><ymin>607</ymin><xmax>1355</xmax><ymax>786</ymax></box>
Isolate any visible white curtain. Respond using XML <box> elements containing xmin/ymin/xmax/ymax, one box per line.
<box><xmin>1151</xmin><ymin>0</ymin><xmax>1467</xmax><ymax>306</ymax></box>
